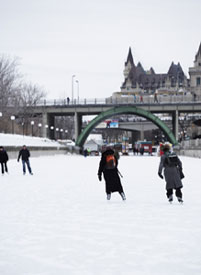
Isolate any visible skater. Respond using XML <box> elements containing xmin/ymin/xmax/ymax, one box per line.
<box><xmin>17</xmin><ymin>145</ymin><xmax>33</xmax><ymax>175</ymax></box>
<box><xmin>0</xmin><ymin>146</ymin><xmax>9</xmax><ymax>175</ymax></box>
<box><xmin>98</xmin><ymin>148</ymin><xmax>126</xmax><ymax>201</ymax></box>
<box><xmin>158</xmin><ymin>144</ymin><xmax>184</xmax><ymax>203</ymax></box>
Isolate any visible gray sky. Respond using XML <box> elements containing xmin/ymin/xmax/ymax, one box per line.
<box><xmin>1</xmin><ymin>0</ymin><xmax>201</xmax><ymax>100</ymax></box>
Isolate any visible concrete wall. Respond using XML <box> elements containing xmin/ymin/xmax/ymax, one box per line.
<box><xmin>177</xmin><ymin>139</ymin><xmax>201</xmax><ymax>158</ymax></box>
<box><xmin>179</xmin><ymin>149</ymin><xmax>201</xmax><ymax>158</ymax></box>
<box><xmin>5</xmin><ymin>146</ymin><xmax>69</xmax><ymax>160</ymax></box>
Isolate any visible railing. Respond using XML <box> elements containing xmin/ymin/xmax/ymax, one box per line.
<box><xmin>180</xmin><ymin>139</ymin><xmax>201</xmax><ymax>148</ymax></box>
<box><xmin>36</xmin><ymin>94</ymin><xmax>201</xmax><ymax>106</ymax></box>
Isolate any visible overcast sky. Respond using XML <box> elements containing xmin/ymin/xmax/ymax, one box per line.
<box><xmin>1</xmin><ymin>0</ymin><xmax>201</xmax><ymax>100</ymax></box>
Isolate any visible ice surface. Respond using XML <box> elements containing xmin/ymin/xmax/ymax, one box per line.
<box><xmin>0</xmin><ymin>154</ymin><xmax>201</xmax><ymax>275</ymax></box>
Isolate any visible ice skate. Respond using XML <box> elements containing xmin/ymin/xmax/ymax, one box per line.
<box><xmin>177</xmin><ymin>197</ymin><xmax>183</xmax><ymax>204</ymax></box>
<box><xmin>107</xmin><ymin>194</ymin><xmax>111</xmax><ymax>200</ymax></box>
<box><xmin>168</xmin><ymin>195</ymin><xmax>173</xmax><ymax>203</ymax></box>
<box><xmin>120</xmin><ymin>192</ymin><xmax>126</xmax><ymax>201</ymax></box>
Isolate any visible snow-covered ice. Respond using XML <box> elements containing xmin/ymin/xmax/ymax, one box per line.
<box><xmin>0</xmin><ymin>154</ymin><xmax>201</xmax><ymax>275</ymax></box>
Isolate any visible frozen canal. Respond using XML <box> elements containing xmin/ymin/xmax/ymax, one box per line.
<box><xmin>0</xmin><ymin>154</ymin><xmax>201</xmax><ymax>275</ymax></box>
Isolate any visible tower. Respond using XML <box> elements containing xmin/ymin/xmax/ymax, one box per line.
<box><xmin>123</xmin><ymin>47</ymin><xmax>135</xmax><ymax>78</ymax></box>
<box><xmin>189</xmin><ymin>42</ymin><xmax>201</xmax><ymax>95</ymax></box>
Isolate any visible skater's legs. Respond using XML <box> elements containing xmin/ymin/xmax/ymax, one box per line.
<box><xmin>106</xmin><ymin>193</ymin><xmax>111</xmax><ymax>200</ymax></box>
<box><xmin>22</xmin><ymin>160</ymin><xmax>26</xmax><ymax>174</ymax></box>
<box><xmin>175</xmin><ymin>187</ymin><xmax>183</xmax><ymax>202</ymax></box>
<box><xmin>26</xmin><ymin>160</ymin><xmax>32</xmax><ymax>174</ymax></box>
<box><xmin>166</xmin><ymin>189</ymin><xmax>173</xmax><ymax>201</ymax></box>
<box><xmin>166</xmin><ymin>189</ymin><xmax>173</xmax><ymax>198</ymax></box>
<box><xmin>1</xmin><ymin>162</ymin><xmax>4</xmax><ymax>174</ymax></box>
<box><xmin>175</xmin><ymin>188</ymin><xmax>182</xmax><ymax>198</ymax></box>
<box><xmin>4</xmin><ymin>162</ymin><xmax>8</xmax><ymax>173</ymax></box>
<box><xmin>119</xmin><ymin>191</ymin><xmax>126</xmax><ymax>200</ymax></box>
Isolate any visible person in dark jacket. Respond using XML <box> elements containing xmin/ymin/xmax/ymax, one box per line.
<box><xmin>158</xmin><ymin>144</ymin><xmax>184</xmax><ymax>203</ymax></box>
<box><xmin>0</xmin><ymin>146</ymin><xmax>9</xmax><ymax>175</ymax></box>
<box><xmin>17</xmin><ymin>145</ymin><xmax>33</xmax><ymax>175</ymax></box>
<box><xmin>98</xmin><ymin>148</ymin><xmax>126</xmax><ymax>200</ymax></box>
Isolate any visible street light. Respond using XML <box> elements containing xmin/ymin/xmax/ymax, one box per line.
<box><xmin>10</xmin><ymin>116</ymin><xmax>15</xmax><ymax>134</ymax></box>
<box><xmin>72</xmin><ymin>75</ymin><xmax>76</xmax><ymax>103</ymax></box>
<box><xmin>76</xmin><ymin>80</ymin><xmax>79</xmax><ymax>103</ymax></box>
<box><xmin>31</xmin><ymin>121</ymin><xmax>34</xmax><ymax>136</ymax></box>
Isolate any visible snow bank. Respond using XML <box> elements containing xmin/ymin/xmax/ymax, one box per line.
<box><xmin>0</xmin><ymin>133</ymin><xmax>64</xmax><ymax>147</ymax></box>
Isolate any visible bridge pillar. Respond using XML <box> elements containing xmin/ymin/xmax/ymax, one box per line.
<box><xmin>74</xmin><ymin>112</ymin><xmax>82</xmax><ymax>143</ymax></box>
<box><xmin>42</xmin><ymin>112</ymin><xmax>48</xmax><ymax>138</ymax></box>
<box><xmin>140</xmin><ymin>124</ymin><xmax>144</xmax><ymax>141</ymax></box>
<box><xmin>172</xmin><ymin>110</ymin><xmax>179</xmax><ymax>142</ymax></box>
<box><xmin>42</xmin><ymin>112</ymin><xmax>55</xmax><ymax>139</ymax></box>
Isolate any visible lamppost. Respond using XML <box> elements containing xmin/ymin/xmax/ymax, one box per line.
<box><xmin>22</xmin><ymin>121</ymin><xmax>25</xmax><ymax>136</ymax></box>
<box><xmin>76</xmin><ymin>80</ymin><xmax>79</xmax><ymax>103</ymax></box>
<box><xmin>0</xmin><ymin>112</ymin><xmax>2</xmax><ymax>133</ymax></box>
<box><xmin>38</xmin><ymin>123</ymin><xmax>42</xmax><ymax>137</ymax></box>
<box><xmin>65</xmin><ymin>129</ymin><xmax>68</xmax><ymax>139</ymax></box>
<box><xmin>50</xmin><ymin>126</ymin><xmax>54</xmax><ymax>139</ymax></box>
<box><xmin>72</xmin><ymin>75</ymin><xmax>76</xmax><ymax>103</ymax></box>
<box><xmin>31</xmin><ymin>121</ymin><xmax>34</xmax><ymax>136</ymax></box>
<box><xmin>45</xmin><ymin>124</ymin><xmax>49</xmax><ymax>138</ymax></box>
<box><xmin>10</xmin><ymin>116</ymin><xmax>15</xmax><ymax>134</ymax></box>
<box><xmin>56</xmin><ymin>128</ymin><xmax>59</xmax><ymax>140</ymax></box>
<box><xmin>60</xmin><ymin>128</ymin><xmax>63</xmax><ymax>139</ymax></box>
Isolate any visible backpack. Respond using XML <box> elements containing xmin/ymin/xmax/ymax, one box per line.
<box><xmin>105</xmin><ymin>154</ymin><xmax>116</xmax><ymax>169</ymax></box>
<box><xmin>165</xmin><ymin>152</ymin><xmax>179</xmax><ymax>167</ymax></box>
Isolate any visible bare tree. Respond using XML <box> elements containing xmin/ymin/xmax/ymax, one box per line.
<box><xmin>17</xmin><ymin>83</ymin><xmax>46</xmax><ymax>135</ymax></box>
<box><xmin>0</xmin><ymin>55</ymin><xmax>47</xmax><ymax>134</ymax></box>
<box><xmin>0</xmin><ymin>55</ymin><xmax>22</xmax><ymax>132</ymax></box>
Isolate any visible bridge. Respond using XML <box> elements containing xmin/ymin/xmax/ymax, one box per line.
<box><xmin>23</xmin><ymin>100</ymin><xmax>201</xmax><ymax>147</ymax></box>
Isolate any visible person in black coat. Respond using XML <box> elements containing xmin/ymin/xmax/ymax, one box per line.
<box><xmin>17</xmin><ymin>145</ymin><xmax>33</xmax><ymax>175</ymax></box>
<box><xmin>158</xmin><ymin>144</ymin><xmax>184</xmax><ymax>203</ymax></box>
<box><xmin>0</xmin><ymin>146</ymin><xmax>9</xmax><ymax>175</ymax></box>
<box><xmin>98</xmin><ymin>148</ymin><xmax>126</xmax><ymax>200</ymax></box>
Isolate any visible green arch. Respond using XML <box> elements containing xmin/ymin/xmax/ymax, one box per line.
<box><xmin>76</xmin><ymin>106</ymin><xmax>177</xmax><ymax>147</ymax></box>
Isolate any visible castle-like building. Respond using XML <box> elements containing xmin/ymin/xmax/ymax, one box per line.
<box><xmin>119</xmin><ymin>43</ymin><xmax>201</xmax><ymax>96</ymax></box>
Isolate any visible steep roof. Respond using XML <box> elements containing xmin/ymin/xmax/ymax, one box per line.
<box><xmin>167</xmin><ymin>62</ymin><xmax>184</xmax><ymax>76</ymax></box>
<box><xmin>125</xmin><ymin>47</ymin><xmax>135</xmax><ymax>66</ymax></box>
<box><xmin>136</xmin><ymin>62</ymin><xmax>145</xmax><ymax>75</ymax></box>
<box><xmin>195</xmin><ymin>42</ymin><xmax>201</xmax><ymax>61</ymax></box>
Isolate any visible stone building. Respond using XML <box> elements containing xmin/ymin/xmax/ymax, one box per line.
<box><xmin>120</xmin><ymin>47</ymin><xmax>188</xmax><ymax>95</ymax></box>
<box><xmin>189</xmin><ymin>42</ymin><xmax>201</xmax><ymax>96</ymax></box>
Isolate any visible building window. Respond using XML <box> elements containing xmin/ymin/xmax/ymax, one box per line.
<box><xmin>199</xmin><ymin>62</ymin><xmax>201</xmax><ymax>66</ymax></box>
<box><xmin>196</xmin><ymin>77</ymin><xmax>201</xmax><ymax>86</ymax></box>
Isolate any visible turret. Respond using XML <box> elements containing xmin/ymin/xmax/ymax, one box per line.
<box><xmin>123</xmin><ymin>47</ymin><xmax>135</xmax><ymax>78</ymax></box>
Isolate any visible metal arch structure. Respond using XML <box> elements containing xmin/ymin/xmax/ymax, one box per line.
<box><xmin>76</xmin><ymin>106</ymin><xmax>178</xmax><ymax>147</ymax></box>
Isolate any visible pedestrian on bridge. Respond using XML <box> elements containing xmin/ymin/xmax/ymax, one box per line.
<box><xmin>98</xmin><ymin>148</ymin><xmax>126</xmax><ymax>201</ymax></box>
